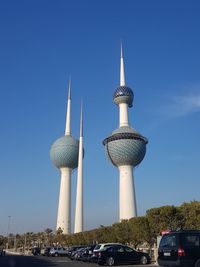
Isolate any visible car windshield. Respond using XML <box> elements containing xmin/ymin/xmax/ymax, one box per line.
<box><xmin>160</xmin><ymin>234</ymin><xmax>177</xmax><ymax>248</ymax></box>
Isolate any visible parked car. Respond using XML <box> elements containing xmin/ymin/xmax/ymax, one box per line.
<box><xmin>91</xmin><ymin>243</ymin><xmax>121</xmax><ymax>263</ymax></box>
<box><xmin>0</xmin><ymin>248</ymin><xmax>5</xmax><ymax>256</ymax></box>
<box><xmin>71</xmin><ymin>247</ymin><xmax>86</xmax><ymax>260</ymax></box>
<box><xmin>158</xmin><ymin>230</ymin><xmax>200</xmax><ymax>267</ymax></box>
<box><xmin>49</xmin><ymin>247</ymin><xmax>68</xmax><ymax>257</ymax></box>
<box><xmin>66</xmin><ymin>245</ymin><xmax>85</xmax><ymax>257</ymax></box>
<box><xmin>97</xmin><ymin>244</ymin><xmax>151</xmax><ymax>266</ymax></box>
<box><xmin>80</xmin><ymin>245</ymin><xmax>96</xmax><ymax>262</ymax></box>
<box><xmin>40</xmin><ymin>247</ymin><xmax>51</xmax><ymax>256</ymax></box>
<box><xmin>32</xmin><ymin>247</ymin><xmax>40</xmax><ymax>256</ymax></box>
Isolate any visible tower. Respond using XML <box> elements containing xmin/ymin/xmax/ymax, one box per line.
<box><xmin>74</xmin><ymin>102</ymin><xmax>84</xmax><ymax>233</ymax></box>
<box><xmin>103</xmin><ymin>45</ymin><xmax>148</xmax><ymax>221</ymax></box>
<box><xmin>50</xmin><ymin>81</ymin><xmax>79</xmax><ymax>234</ymax></box>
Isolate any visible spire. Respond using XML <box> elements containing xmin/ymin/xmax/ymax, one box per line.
<box><xmin>120</xmin><ymin>42</ymin><xmax>126</xmax><ymax>86</ymax></box>
<box><xmin>80</xmin><ymin>100</ymin><xmax>83</xmax><ymax>137</ymax></box>
<box><xmin>65</xmin><ymin>79</ymin><xmax>71</xmax><ymax>136</ymax></box>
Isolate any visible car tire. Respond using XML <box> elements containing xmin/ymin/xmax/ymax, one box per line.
<box><xmin>195</xmin><ymin>259</ymin><xmax>200</xmax><ymax>267</ymax></box>
<box><xmin>55</xmin><ymin>253</ymin><xmax>59</xmax><ymax>257</ymax></box>
<box><xmin>106</xmin><ymin>256</ymin><xmax>115</xmax><ymax>266</ymax></box>
<box><xmin>140</xmin><ymin>255</ymin><xmax>148</xmax><ymax>265</ymax></box>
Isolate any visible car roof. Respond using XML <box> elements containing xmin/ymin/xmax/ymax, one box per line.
<box><xmin>163</xmin><ymin>230</ymin><xmax>200</xmax><ymax>235</ymax></box>
<box><xmin>95</xmin><ymin>243</ymin><xmax>121</xmax><ymax>246</ymax></box>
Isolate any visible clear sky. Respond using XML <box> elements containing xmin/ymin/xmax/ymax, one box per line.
<box><xmin>0</xmin><ymin>0</ymin><xmax>200</xmax><ymax>235</ymax></box>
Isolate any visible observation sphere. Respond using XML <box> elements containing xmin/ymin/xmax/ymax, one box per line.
<box><xmin>50</xmin><ymin>135</ymin><xmax>79</xmax><ymax>169</ymax></box>
<box><xmin>103</xmin><ymin>126</ymin><xmax>148</xmax><ymax>167</ymax></box>
<box><xmin>113</xmin><ymin>86</ymin><xmax>134</xmax><ymax>107</ymax></box>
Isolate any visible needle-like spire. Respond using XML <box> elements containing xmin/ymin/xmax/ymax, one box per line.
<box><xmin>65</xmin><ymin>79</ymin><xmax>71</xmax><ymax>136</ymax></box>
<box><xmin>80</xmin><ymin>100</ymin><xmax>83</xmax><ymax>137</ymax></box>
<box><xmin>120</xmin><ymin>42</ymin><xmax>126</xmax><ymax>86</ymax></box>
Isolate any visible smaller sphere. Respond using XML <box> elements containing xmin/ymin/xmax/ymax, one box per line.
<box><xmin>113</xmin><ymin>86</ymin><xmax>134</xmax><ymax>107</ymax></box>
<box><xmin>50</xmin><ymin>135</ymin><xmax>79</xmax><ymax>169</ymax></box>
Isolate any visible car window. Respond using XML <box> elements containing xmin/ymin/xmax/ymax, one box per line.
<box><xmin>107</xmin><ymin>247</ymin><xmax>114</xmax><ymax>252</ymax></box>
<box><xmin>182</xmin><ymin>234</ymin><xmax>200</xmax><ymax>247</ymax></box>
<box><xmin>94</xmin><ymin>245</ymin><xmax>101</xmax><ymax>250</ymax></box>
<box><xmin>160</xmin><ymin>234</ymin><xmax>177</xmax><ymax>248</ymax></box>
<box><xmin>116</xmin><ymin>246</ymin><xmax>125</xmax><ymax>252</ymax></box>
<box><xmin>124</xmin><ymin>247</ymin><xmax>133</xmax><ymax>252</ymax></box>
<box><xmin>104</xmin><ymin>245</ymin><xmax>113</xmax><ymax>249</ymax></box>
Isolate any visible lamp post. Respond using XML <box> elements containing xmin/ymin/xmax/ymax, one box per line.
<box><xmin>7</xmin><ymin>216</ymin><xmax>11</xmax><ymax>249</ymax></box>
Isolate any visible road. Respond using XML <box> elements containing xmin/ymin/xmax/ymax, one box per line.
<box><xmin>0</xmin><ymin>255</ymin><xmax>158</xmax><ymax>267</ymax></box>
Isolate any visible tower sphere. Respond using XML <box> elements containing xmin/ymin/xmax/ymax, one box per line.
<box><xmin>103</xmin><ymin>126</ymin><xmax>148</xmax><ymax>167</ymax></box>
<box><xmin>113</xmin><ymin>86</ymin><xmax>134</xmax><ymax>107</ymax></box>
<box><xmin>50</xmin><ymin>135</ymin><xmax>79</xmax><ymax>169</ymax></box>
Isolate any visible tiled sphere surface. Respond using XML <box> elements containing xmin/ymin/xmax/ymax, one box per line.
<box><xmin>103</xmin><ymin>126</ymin><xmax>147</xmax><ymax>167</ymax></box>
<box><xmin>50</xmin><ymin>135</ymin><xmax>79</xmax><ymax>169</ymax></box>
<box><xmin>113</xmin><ymin>86</ymin><xmax>134</xmax><ymax>107</ymax></box>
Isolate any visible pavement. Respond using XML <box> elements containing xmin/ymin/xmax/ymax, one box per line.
<box><xmin>0</xmin><ymin>254</ymin><xmax>159</xmax><ymax>267</ymax></box>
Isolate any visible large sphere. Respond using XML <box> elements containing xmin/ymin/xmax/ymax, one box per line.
<box><xmin>113</xmin><ymin>86</ymin><xmax>134</xmax><ymax>107</ymax></box>
<box><xmin>50</xmin><ymin>135</ymin><xmax>79</xmax><ymax>169</ymax></box>
<box><xmin>103</xmin><ymin>126</ymin><xmax>148</xmax><ymax>167</ymax></box>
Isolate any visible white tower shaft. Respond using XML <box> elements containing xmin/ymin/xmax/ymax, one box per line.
<box><xmin>119</xmin><ymin>103</ymin><xmax>129</xmax><ymax>127</ymax></box>
<box><xmin>74</xmin><ymin>104</ymin><xmax>83</xmax><ymax>233</ymax></box>
<box><xmin>56</xmin><ymin>167</ymin><xmax>72</xmax><ymax>234</ymax></box>
<box><xmin>119</xmin><ymin>165</ymin><xmax>137</xmax><ymax>220</ymax></box>
<box><xmin>65</xmin><ymin>80</ymin><xmax>71</xmax><ymax>136</ymax></box>
<box><xmin>119</xmin><ymin>45</ymin><xmax>136</xmax><ymax>220</ymax></box>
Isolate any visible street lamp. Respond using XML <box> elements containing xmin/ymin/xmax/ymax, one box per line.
<box><xmin>7</xmin><ymin>216</ymin><xmax>11</xmax><ymax>249</ymax></box>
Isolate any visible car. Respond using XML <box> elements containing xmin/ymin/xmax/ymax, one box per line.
<box><xmin>97</xmin><ymin>244</ymin><xmax>151</xmax><ymax>266</ymax></box>
<box><xmin>49</xmin><ymin>247</ymin><xmax>68</xmax><ymax>257</ymax></box>
<box><xmin>0</xmin><ymin>248</ymin><xmax>5</xmax><ymax>256</ymax></box>
<box><xmin>93</xmin><ymin>243</ymin><xmax>121</xmax><ymax>252</ymax></box>
<box><xmin>71</xmin><ymin>247</ymin><xmax>86</xmax><ymax>260</ymax></box>
<box><xmin>80</xmin><ymin>245</ymin><xmax>96</xmax><ymax>262</ymax></box>
<box><xmin>40</xmin><ymin>247</ymin><xmax>51</xmax><ymax>256</ymax></box>
<box><xmin>32</xmin><ymin>247</ymin><xmax>40</xmax><ymax>256</ymax></box>
<box><xmin>68</xmin><ymin>245</ymin><xmax>86</xmax><ymax>258</ymax></box>
<box><xmin>66</xmin><ymin>245</ymin><xmax>85</xmax><ymax>257</ymax></box>
<box><xmin>91</xmin><ymin>243</ymin><xmax>121</xmax><ymax>263</ymax></box>
<box><xmin>158</xmin><ymin>230</ymin><xmax>200</xmax><ymax>267</ymax></box>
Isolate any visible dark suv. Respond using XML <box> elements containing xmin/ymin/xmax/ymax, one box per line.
<box><xmin>158</xmin><ymin>230</ymin><xmax>200</xmax><ymax>267</ymax></box>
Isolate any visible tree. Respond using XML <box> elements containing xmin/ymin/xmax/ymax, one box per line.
<box><xmin>180</xmin><ymin>201</ymin><xmax>200</xmax><ymax>229</ymax></box>
<box><xmin>112</xmin><ymin>220</ymin><xmax>131</xmax><ymax>244</ymax></box>
<box><xmin>146</xmin><ymin>205</ymin><xmax>183</xmax><ymax>239</ymax></box>
<box><xmin>129</xmin><ymin>216</ymin><xmax>152</xmax><ymax>248</ymax></box>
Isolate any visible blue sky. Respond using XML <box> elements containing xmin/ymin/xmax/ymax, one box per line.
<box><xmin>0</xmin><ymin>0</ymin><xmax>200</xmax><ymax>235</ymax></box>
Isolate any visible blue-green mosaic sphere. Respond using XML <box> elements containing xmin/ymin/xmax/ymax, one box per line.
<box><xmin>103</xmin><ymin>126</ymin><xmax>148</xmax><ymax>167</ymax></box>
<box><xmin>50</xmin><ymin>135</ymin><xmax>79</xmax><ymax>169</ymax></box>
<box><xmin>113</xmin><ymin>86</ymin><xmax>134</xmax><ymax>107</ymax></box>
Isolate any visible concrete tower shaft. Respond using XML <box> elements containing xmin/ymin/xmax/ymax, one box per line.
<box><xmin>74</xmin><ymin>102</ymin><xmax>84</xmax><ymax>233</ymax></box>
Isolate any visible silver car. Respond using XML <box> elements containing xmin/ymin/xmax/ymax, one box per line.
<box><xmin>49</xmin><ymin>247</ymin><xmax>68</xmax><ymax>257</ymax></box>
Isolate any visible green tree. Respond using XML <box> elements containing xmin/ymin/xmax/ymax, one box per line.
<box><xmin>180</xmin><ymin>201</ymin><xmax>200</xmax><ymax>229</ymax></box>
<box><xmin>129</xmin><ymin>216</ymin><xmax>152</xmax><ymax>248</ymax></box>
<box><xmin>146</xmin><ymin>205</ymin><xmax>183</xmax><ymax>239</ymax></box>
<box><xmin>112</xmin><ymin>220</ymin><xmax>131</xmax><ymax>244</ymax></box>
